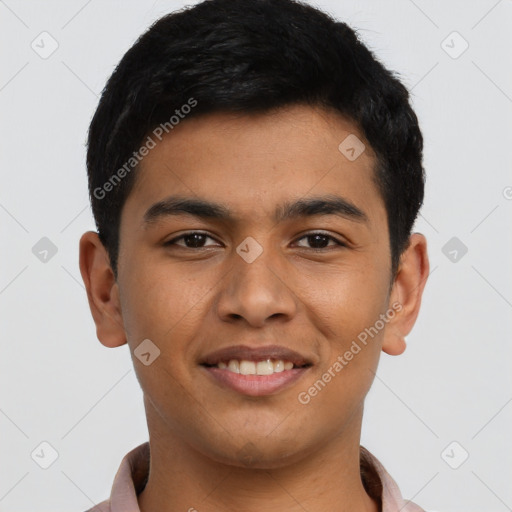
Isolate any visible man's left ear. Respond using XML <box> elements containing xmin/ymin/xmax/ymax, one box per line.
<box><xmin>382</xmin><ymin>233</ymin><xmax>429</xmax><ymax>356</ymax></box>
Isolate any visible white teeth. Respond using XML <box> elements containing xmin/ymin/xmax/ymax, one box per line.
<box><xmin>273</xmin><ymin>360</ymin><xmax>284</xmax><ymax>373</ymax></box>
<box><xmin>239</xmin><ymin>360</ymin><xmax>256</xmax><ymax>375</ymax></box>
<box><xmin>216</xmin><ymin>359</ymin><xmax>297</xmax><ymax>374</ymax></box>
<box><xmin>256</xmin><ymin>360</ymin><xmax>274</xmax><ymax>375</ymax></box>
<box><xmin>228</xmin><ymin>360</ymin><xmax>240</xmax><ymax>373</ymax></box>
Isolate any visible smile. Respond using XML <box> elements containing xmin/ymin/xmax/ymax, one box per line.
<box><xmin>201</xmin><ymin>359</ymin><xmax>311</xmax><ymax>396</ymax></box>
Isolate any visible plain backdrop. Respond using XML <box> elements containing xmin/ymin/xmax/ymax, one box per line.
<box><xmin>1</xmin><ymin>1</ymin><xmax>511</xmax><ymax>511</ymax></box>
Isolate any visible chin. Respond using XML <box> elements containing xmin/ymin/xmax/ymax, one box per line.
<box><xmin>197</xmin><ymin>434</ymin><xmax>312</xmax><ymax>470</ymax></box>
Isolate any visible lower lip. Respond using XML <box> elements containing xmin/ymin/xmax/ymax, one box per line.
<box><xmin>201</xmin><ymin>366</ymin><xmax>310</xmax><ymax>396</ymax></box>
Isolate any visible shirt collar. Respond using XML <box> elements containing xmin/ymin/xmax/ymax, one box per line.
<box><xmin>90</xmin><ymin>442</ymin><xmax>424</xmax><ymax>512</ymax></box>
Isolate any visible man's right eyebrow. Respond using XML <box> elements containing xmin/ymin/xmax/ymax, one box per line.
<box><xmin>142</xmin><ymin>196</ymin><xmax>233</xmax><ymax>226</ymax></box>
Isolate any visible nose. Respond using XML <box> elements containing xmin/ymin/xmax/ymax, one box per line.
<box><xmin>215</xmin><ymin>242</ymin><xmax>298</xmax><ymax>328</ymax></box>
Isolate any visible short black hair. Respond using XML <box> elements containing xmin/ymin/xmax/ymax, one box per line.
<box><xmin>86</xmin><ymin>0</ymin><xmax>424</xmax><ymax>279</ymax></box>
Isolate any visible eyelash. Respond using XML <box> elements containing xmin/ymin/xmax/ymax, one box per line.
<box><xmin>164</xmin><ymin>231</ymin><xmax>347</xmax><ymax>251</ymax></box>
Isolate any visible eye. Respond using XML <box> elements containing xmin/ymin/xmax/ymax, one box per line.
<box><xmin>164</xmin><ymin>231</ymin><xmax>221</xmax><ymax>249</ymax></box>
<box><xmin>294</xmin><ymin>232</ymin><xmax>346</xmax><ymax>250</ymax></box>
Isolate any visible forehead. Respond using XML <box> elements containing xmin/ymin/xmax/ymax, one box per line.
<box><xmin>122</xmin><ymin>105</ymin><xmax>384</xmax><ymax>228</ymax></box>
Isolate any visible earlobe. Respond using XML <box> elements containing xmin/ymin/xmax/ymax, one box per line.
<box><xmin>382</xmin><ymin>233</ymin><xmax>429</xmax><ymax>356</ymax></box>
<box><xmin>78</xmin><ymin>231</ymin><xmax>127</xmax><ymax>348</ymax></box>
<box><xmin>382</xmin><ymin>328</ymin><xmax>407</xmax><ymax>356</ymax></box>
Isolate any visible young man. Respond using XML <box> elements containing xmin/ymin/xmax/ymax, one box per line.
<box><xmin>79</xmin><ymin>0</ymin><xmax>429</xmax><ymax>510</ymax></box>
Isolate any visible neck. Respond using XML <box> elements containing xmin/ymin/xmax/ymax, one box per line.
<box><xmin>138</xmin><ymin>404</ymin><xmax>379</xmax><ymax>512</ymax></box>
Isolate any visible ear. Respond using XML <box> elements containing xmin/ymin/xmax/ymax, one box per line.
<box><xmin>79</xmin><ymin>231</ymin><xmax>127</xmax><ymax>348</ymax></box>
<box><xmin>382</xmin><ymin>233</ymin><xmax>429</xmax><ymax>356</ymax></box>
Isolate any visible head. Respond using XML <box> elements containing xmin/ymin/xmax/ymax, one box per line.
<box><xmin>80</xmin><ymin>0</ymin><xmax>428</xmax><ymax>469</ymax></box>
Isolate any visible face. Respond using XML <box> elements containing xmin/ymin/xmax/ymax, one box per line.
<box><xmin>87</xmin><ymin>104</ymin><xmax>424</xmax><ymax>468</ymax></box>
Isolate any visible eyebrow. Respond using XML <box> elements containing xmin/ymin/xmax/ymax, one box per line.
<box><xmin>142</xmin><ymin>194</ymin><xmax>368</xmax><ymax>227</ymax></box>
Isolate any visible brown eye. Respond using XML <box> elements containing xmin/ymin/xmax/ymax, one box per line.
<box><xmin>295</xmin><ymin>232</ymin><xmax>345</xmax><ymax>250</ymax></box>
<box><xmin>165</xmin><ymin>232</ymin><xmax>220</xmax><ymax>248</ymax></box>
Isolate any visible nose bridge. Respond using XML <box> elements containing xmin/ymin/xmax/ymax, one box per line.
<box><xmin>216</xmin><ymin>234</ymin><xmax>297</xmax><ymax>325</ymax></box>
<box><xmin>236</xmin><ymin>236</ymin><xmax>281</xmax><ymax>290</ymax></box>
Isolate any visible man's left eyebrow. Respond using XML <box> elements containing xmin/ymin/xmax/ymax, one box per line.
<box><xmin>142</xmin><ymin>194</ymin><xmax>368</xmax><ymax>226</ymax></box>
<box><xmin>275</xmin><ymin>195</ymin><xmax>368</xmax><ymax>223</ymax></box>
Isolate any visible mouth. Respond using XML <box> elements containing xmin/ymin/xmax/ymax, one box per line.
<box><xmin>202</xmin><ymin>358</ymin><xmax>309</xmax><ymax>373</ymax></box>
<box><xmin>199</xmin><ymin>345</ymin><xmax>313</xmax><ymax>396</ymax></box>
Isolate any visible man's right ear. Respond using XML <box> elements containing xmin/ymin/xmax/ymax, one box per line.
<box><xmin>79</xmin><ymin>231</ymin><xmax>127</xmax><ymax>348</ymax></box>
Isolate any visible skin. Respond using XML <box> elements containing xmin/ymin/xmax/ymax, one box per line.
<box><xmin>79</xmin><ymin>104</ymin><xmax>429</xmax><ymax>512</ymax></box>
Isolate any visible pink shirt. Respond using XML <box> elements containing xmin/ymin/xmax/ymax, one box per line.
<box><xmin>85</xmin><ymin>442</ymin><xmax>425</xmax><ymax>512</ymax></box>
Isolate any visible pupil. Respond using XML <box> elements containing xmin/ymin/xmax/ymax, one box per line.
<box><xmin>186</xmin><ymin>234</ymin><xmax>205</xmax><ymax>247</ymax></box>
<box><xmin>309</xmin><ymin>234</ymin><xmax>328</xmax><ymax>248</ymax></box>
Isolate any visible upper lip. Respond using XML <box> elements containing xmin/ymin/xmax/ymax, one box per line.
<box><xmin>200</xmin><ymin>344</ymin><xmax>313</xmax><ymax>367</ymax></box>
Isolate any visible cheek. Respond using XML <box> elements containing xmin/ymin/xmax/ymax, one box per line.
<box><xmin>297</xmin><ymin>255</ymin><xmax>389</xmax><ymax>387</ymax></box>
<box><xmin>301</xmin><ymin>253</ymin><xmax>390</xmax><ymax>328</ymax></box>
<box><xmin>119</xmin><ymin>255</ymin><xmax>215</xmax><ymax>342</ymax></box>
<box><xmin>118</xmin><ymin>262</ymin><xmax>213</xmax><ymax>411</ymax></box>
<box><xmin>295</xmin><ymin>279</ymin><xmax>385</xmax><ymax>428</ymax></box>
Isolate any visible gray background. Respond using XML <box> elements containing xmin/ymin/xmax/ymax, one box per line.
<box><xmin>1</xmin><ymin>0</ymin><xmax>511</xmax><ymax>510</ymax></box>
